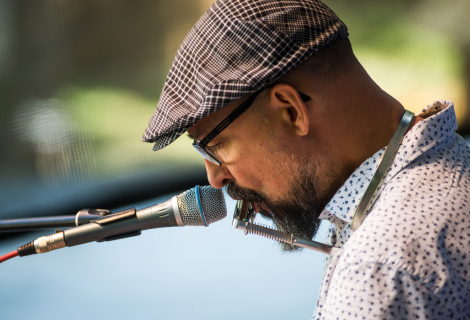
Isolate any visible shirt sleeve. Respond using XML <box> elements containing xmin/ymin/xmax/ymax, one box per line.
<box><xmin>317</xmin><ymin>262</ymin><xmax>457</xmax><ymax>320</ymax></box>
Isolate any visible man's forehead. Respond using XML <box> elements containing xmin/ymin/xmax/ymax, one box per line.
<box><xmin>187</xmin><ymin>114</ymin><xmax>218</xmax><ymax>141</ymax></box>
<box><xmin>188</xmin><ymin>97</ymin><xmax>244</xmax><ymax>140</ymax></box>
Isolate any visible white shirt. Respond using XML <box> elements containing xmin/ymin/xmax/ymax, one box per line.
<box><xmin>313</xmin><ymin>101</ymin><xmax>470</xmax><ymax>319</ymax></box>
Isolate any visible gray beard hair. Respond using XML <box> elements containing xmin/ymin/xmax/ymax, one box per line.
<box><xmin>226</xmin><ymin>158</ymin><xmax>326</xmax><ymax>252</ymax></box>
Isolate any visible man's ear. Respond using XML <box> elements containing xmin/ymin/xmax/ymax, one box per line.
<box><xmin>268</xmin><ymin>84</ymin><xmax>310</xmax><ymax>136</ymax></box>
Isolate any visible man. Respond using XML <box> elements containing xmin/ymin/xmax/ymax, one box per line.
<box><xmin>143</xmin><ymin>0</ymin><xmax>470</xmax><ymax>318</ymax></box>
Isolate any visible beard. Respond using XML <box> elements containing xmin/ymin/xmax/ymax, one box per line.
<box><xmin>226</xmin><ymin>155</ymin><xmax>335</xmax><ymax>252</ymax></box>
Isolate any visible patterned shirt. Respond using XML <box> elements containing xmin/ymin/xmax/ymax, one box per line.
<box><xmin>313</xmin><ymin>101</ymin><xmax>470</xmax><ymax>319</ymax></box>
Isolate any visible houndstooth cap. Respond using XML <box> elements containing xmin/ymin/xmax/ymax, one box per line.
<box><xmin>143</xmin><ymin>0</ymin><xmax>348</xmax><ymax>151</ymax></box>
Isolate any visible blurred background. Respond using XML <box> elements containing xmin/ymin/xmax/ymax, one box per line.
<box><xmin>0</xmin><ymin>0</ymin><xmax>469</xmax><ymax>319</ymax></box>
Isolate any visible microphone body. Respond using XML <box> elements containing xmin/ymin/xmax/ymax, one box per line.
<box><xmin>65</xmin><ymin>197</ymin><xmax>179</xmax><ymax>247</ymax></box>
<box><xmin>17</xmin><ymin>186</ymin><xmax>227</xmax><ymax>256</ymax></box>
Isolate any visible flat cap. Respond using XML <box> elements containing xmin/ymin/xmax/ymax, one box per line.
<box><xmin>143</xmin><ymin>0</ymin><xmax>348</xmax><ymax>151</ymax></box>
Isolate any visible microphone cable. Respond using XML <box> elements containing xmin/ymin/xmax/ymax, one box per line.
<box><xmin>0</xmin><ymin>250</ymin><xmax>18</xmax><ymax>264</ymax></box>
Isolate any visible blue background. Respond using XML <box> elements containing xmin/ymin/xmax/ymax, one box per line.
<box><xmin>0</xmin><ymin>192</ymin><xmax>328</xmax><ymax>320</ymax></box>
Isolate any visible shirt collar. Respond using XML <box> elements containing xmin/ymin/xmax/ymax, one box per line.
<box><xmin>319</xmin><ymin>148</ymin><xmax>385</xmax><ymax>226</ymax></box>
<box><xmin>319</xmin><ymin>100</ymin><xmax>457</xmax><ymax>228</ymax></box>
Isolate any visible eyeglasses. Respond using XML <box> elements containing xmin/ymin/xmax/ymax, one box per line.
<box><xmin>192</xmin><ymin>85</ymin><xmax>311</xmax><ymax>166</ymax></box>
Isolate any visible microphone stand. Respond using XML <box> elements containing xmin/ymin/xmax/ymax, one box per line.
<box><xmin>0</xmin><ymin>209</ymin><xmax>112</xmax><ymax>232</ymax></box>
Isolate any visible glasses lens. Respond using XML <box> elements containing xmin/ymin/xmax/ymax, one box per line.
<box><xmin>193</xmin><ymin>144</ymin><xmax>221</xmax><ymax>166</ymax></box>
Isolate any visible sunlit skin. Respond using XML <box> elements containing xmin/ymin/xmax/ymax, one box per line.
<box><xmin>188</xmin><ymin>54</ymin><xmax>423</xmax><ymax>215</ymax></box>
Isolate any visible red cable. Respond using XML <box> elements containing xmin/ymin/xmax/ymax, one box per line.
<box><xmin>0</xmin><ymin>250</ymin><xmax>19</xmax><ymax>264</ymax></box>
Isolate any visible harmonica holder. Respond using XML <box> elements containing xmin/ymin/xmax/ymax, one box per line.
<box><xmin>232</xmin><ymin>200</ymin><xmax>338</xmax><ymax>255</ymax></box>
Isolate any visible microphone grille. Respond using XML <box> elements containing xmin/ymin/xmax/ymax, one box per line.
<box><xmin>176</xmin><ymin>186</ymin><xmax>227</xmax><ymax>226</ymax></box>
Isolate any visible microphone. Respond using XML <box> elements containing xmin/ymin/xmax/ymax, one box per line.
<box><xmin>16</xmin><ymin>185</ymin><xmax>227</xmax><ymax>257</ymax></box>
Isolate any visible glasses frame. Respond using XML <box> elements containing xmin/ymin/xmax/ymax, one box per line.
<box><xmin>192</xmin><ymin>84</ymin><xmax>311</xmax><ymax>166</ymax></box>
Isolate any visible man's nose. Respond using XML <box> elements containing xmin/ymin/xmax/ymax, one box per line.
<box><xmin>205</xmin><ymin>159</ymin><xmax>233</xmax><ymax>189</ymax></box>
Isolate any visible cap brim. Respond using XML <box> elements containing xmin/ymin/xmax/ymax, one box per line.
<box><xmin>152</xmin><ymin>127</ymin><xmax>187</xmax><ymax>151</ymax></box>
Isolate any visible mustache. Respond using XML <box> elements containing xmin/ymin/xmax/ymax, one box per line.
<box><xmin>226</xmin><ymin>182</ymin><xmax>264</xmax><ymax>206</ymax></box>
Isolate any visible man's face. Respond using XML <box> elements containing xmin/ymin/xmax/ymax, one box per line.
<box><xmin>188</xmin><ymin>88</ymin><xmax>339</xmax><ymax>251</ymax></box>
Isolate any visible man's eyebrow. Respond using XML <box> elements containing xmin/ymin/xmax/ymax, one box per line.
<box><xmin>186</xmin><ymin>131</ymin><xmax>198</xmax><ymax>140</ymax></box>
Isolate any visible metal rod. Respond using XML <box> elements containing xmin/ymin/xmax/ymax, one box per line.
<box><xmin>0</xmin><ymin>216</ymin><xmax>77</xmax><ymax>232</ymax></box>
<box><xmin>233</xmin><ymin>218</ymin><xmax>338</xmax><ymax>255</ymax></box>
<box><xmin>292</xmin><ymin>236</ymin><xmax>336</xmax><ymax>255</ymax></box>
